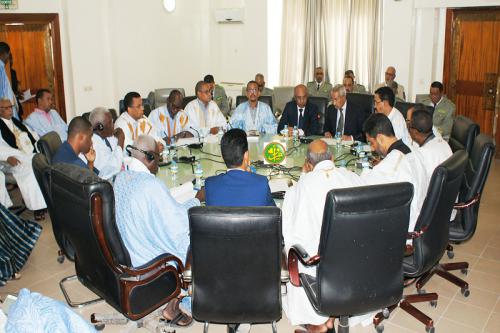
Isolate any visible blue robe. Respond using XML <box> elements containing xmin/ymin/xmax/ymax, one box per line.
<box><xmin>24</xmin><ymin>109</ymin><xmax>68</xmax><ymax>141</ymax></box>
<box><xmin>230</xmin><ymin>101</ymin><xmax>277</xmax><ymax>134</ymax></box>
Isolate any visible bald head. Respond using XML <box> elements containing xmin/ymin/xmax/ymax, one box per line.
<box><xmin>294</xmin><ymin>84</ymin><xmax>308</xmax><ymax>108</ymax></box>
<box><xmin>132</xmin><ymin>135</ymin><xmax>156</xmax><ymax>157</ymax></box>
<box><xmin>385</xmin><ymin>66</ymin><xmax>396</xmax><ymax>83</ymax></box>
<box><xmin>131</xmin><ymin>135</ymin><xmax>158</xmax><ymax>174</ymax></box>
<box><xmin>306</xmin><ymin>139</ymin><xmax>332</xmax><ymax>166</ymax></box>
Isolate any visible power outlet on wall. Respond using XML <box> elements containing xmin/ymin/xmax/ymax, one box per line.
<box><xmin>83</xmin><ymin>86</ymin><xmax>93</xmax><ymax>92</ymax></box>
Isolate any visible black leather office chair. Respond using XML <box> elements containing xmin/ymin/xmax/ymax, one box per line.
<box><xmin>288</xmin><ymin>183</ymin><xmax>413</xmax><ymax>333</ymax></box>
<box><xmin>235</xmin><ymin>95</ymin><xmax>273</xmax><ymax>111</ymax></box>
<box><xmin>449</xmin><ymin>115</ymin><xmax>479</xmax><ymax>153</ymax></box>
<box><xmin>108</xmin><ymin>108</ymin><xmax>118</xmax><ymax>122</ymax></box>
<box><xmin>119</xmin><ymin>98</ymin><xmax>153</xmax><ymax>116</ymax></box>
<box><xmin>308</xmin><ymin>96</ymin><xmax>328</xmax><ymax>132</ymax></box>
<box><xmin>346</xmin><ymin>93</ymin><xmax>374</xmax><ymax>119</ymax></box>
<box><xmin>375</xmin><ymin>151</ymin><xmax>469</xmax><ymax>333</ymax></box>
<box><xmin>186</xmin><ymin>206</ymin><xmax>286</xmax><ymax>333</ymax></box>
<box><xmin>32</xmin><ymin>154</ymin><xmax>75</xmax><ymax>263</ymax></box>
<box><xmin>395</xmin><ymin>102</ymin><xmax>434</xmax><ymax>119</ymax></box>
<box><xmin>50</xmin><ymin>163</ymin><xmax>184</xmax><ymax>321</ymax></box>
<box><xmin>447</xmin><ymin>134</ymin><xmax>495</xmax><ymax>258</ymax></box>
<box><xmin>82</xmin><ymin>112</ymin><xmax>90</xmax><ymax>120</ymax></box>
<box><xmin>182</xmin><ymin>96</ymin><xmax>197</xmax><ymax>109</ymax></box>
<box><xmin>36</xmin><ymin>131</ymin><xmax>62</xmax><ymax>164</ymax></box>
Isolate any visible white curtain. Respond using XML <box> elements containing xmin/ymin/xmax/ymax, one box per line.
<box><xmin>280</xmin><ymin>0</ymin><xmax>382</xmax><ymax>91</ymax></box>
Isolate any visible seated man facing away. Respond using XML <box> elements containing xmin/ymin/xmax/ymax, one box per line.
<box><xmin>230</xmin><ymin>81</ymin><xmax>277</xmax><ymax>134</ymax></box>
<box><xmin>88</xmin><ymin>107</ymin><xmax>124</xmax><ymax>180</ymax></box>
<box><xmin>148</xmin><ymin>89</ymin><xmax>193</xmax><ymax>145</ymax></box>
<box><xmin>374</xmin><ymin>86</ymin><xmax>411</xmax><ymax>146</ymax></box>
<box><xmin>278</xmin><ymin>84</ymin><xmax>322</xmax><ymax>136</ymax></box>
<box><xmin>407</xmin><ymin>106</ymin><xmax>452</xmax><ymax>177</ymax></box>
<box><xmin>0</xmin><ymin>98</ymin><xmax>46</xmax><ymax>220</ymax></box>
<box><xmin>24</xmin><ymin>89</ymin><xmax>68</xmax><ymax>141</ymax></box>
<box><xmin>115</xmin><ymin>91</ymin><xmax>165</xmax><ymax>152</ymax></box>
<box><xmin>323</xmin><ymin>84</ymin><xmax>366</xmax><ymax>141</ymax></box>
<box><xmin>360</xmin><ymin>113</ymin><xmax>428</xmax><ymax>237</ymax></box>
<box><xmin>114</xmin><ymin>135</ymin><xmax>200</xmax><ymax>324</ymax></box>
<box><xmin>184</xmin><ymin>81</ymin><xmax>227</xmax><ymax>136</ymax></box>
<box><xmin>52</xmin><ymin>116</ymin><xmax>98</xmax><ymax>174</ymax></box>
<box><xmin>419</xmin><ymin>81</ymin><xmax>456</xmax><ymax>140</ymax></box>
<box><xmin>203</xmin><ymin>128</ymin><xmax>275</xmax><ymax>206</ymax></box>
<box><xmin>282</xmin><ymin>139</ymin><xmax>363</xmax><ymax>332</ymax></box>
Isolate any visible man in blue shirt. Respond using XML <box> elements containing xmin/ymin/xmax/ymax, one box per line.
<box><xmin>203</xmin><ymin>128</ymin><xmax>275</xmax><ymax>206</ymax></box>
<box><xmin>52</xmin><ymin>116</ymin><xmax>98</xmax><ymax>174</ymax></box>
<box><xmin>0</xmin><ymin>42</ymin><xmax>18</xmax><ymax>120</ymax></box>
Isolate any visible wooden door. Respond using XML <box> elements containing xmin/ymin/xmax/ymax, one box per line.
<box><xmin>443</xmin><ymin>7</ymin><xmax>500</xmax><ymax>154</ymax></box>
<box><xmin>0</xmin><ymin>14</ymin><xmax>66</xmax><ymax>120</ymax></box>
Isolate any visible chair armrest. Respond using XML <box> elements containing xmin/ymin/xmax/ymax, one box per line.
<box><xmin>119</xmin><ymin>253</ymin><xmax>184</xmax><ymax>278</ymax></box>
<box><xmin>287</xmin><ymin>245</ymin><xmax>320</xmax><ymax>287</ymax></box>
<box><xmin>182</xmin><ymin>251</ymin><xmax>192</xmax><ymax>292</ymax></box>
<box><xmin>281</xmin><ymin>248</ymin><xmax>289</xmax><ymax>283</ymax></box>
<box><xmin>407</xmin><ymin>225</ymin><xmax>429</xmax><ymax>240</ymax></box>
<box><xmin>454</xmin><ymin>193</ymin><xmax>480</xmax><ymax>209</ymax></box>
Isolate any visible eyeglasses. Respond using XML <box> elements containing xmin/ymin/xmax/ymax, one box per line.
<box><xmin>0</xmin><ymin>105</ymin><xmax>13</xmax><ymax>110</ymax></box>
<box><xmin>247</xmin><ymin>88</ymin><xmax>258</xmax><ymax>93</ymax></box>
<box><xmin>385</xmin><ymin>72</ymin><xmax>395</xmax><ymax>77</ymax></box>
<box><xmin>130</xmin><ymin>105</ymin><xmax>144</xmax><ymax>109</ymax></box>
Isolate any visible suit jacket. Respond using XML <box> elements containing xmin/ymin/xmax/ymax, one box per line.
<box><xmin>277</xmin><ymin>101</ymin><xmax>322</xmax><ymax>136</ymax></box>
<box><xmin>419</xmin><ymin>95</ymin><xmax>456</xmax><ymax>139</ymax></box>
<box><xmin>205</xmin><ymin>169</ymin><xmax>275</xmax><ymax>207</ymax></box>
<box><xmin>306</xmin><ymin>81</ymin><xmax>332</xmax><ymax>99</ymax></box>
<box><xmin>323</xmin><ymin>102</ymin><xmax>367</xmax><ymax>142</ymax></box>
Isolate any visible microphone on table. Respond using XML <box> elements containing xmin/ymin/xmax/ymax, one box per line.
<box><xmin>188</xmin><ymin>126</ymin><xmax>203</xmax><ymax>149</ymax></box>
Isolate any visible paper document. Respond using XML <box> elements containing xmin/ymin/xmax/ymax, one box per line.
<box><xmin>269</xmin><ymin>178</ymin><xmax>295</xmax><ymax>193</ymax></box>
<box><xmin>170</xmin><ymin>181</ymin><xmax>197</xmax><ymax>204</ymax></box>
<box><xmin>20</xmin><ymin>89</ymin><xmax>34</xmax><ymax>103</ymax></box>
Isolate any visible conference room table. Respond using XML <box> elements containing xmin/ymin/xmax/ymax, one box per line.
<box><xmin>156</xmin><ymin>134</ymin><xmax>370</xmax><ymax>199</ymax></box>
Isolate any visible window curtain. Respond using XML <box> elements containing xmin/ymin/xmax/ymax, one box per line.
<box><xmin>280</xmin><ymin>0</ymin><xmax>382</xmax><ymax>92</ymax></box>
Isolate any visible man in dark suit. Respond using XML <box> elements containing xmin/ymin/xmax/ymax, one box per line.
<box><xmin>202</xmin><ymin>128</ymin><xmax>275</xmax><ymax>206</ymax></box>
<box><xmin>323</xmin><ymin>84</ymin><xmax>366</xmax><ymax>142</ymax></box>
<box><xmin>277</xmin><ymin>84</ymin><xmax>322</xmax><ymax>136</ymax></box>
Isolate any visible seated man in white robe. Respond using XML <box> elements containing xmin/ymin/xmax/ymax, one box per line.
<box><xmin>361</xmin><ymin>113</ymin><xmax>429</xmax><ymax>238</ymax></box>
<box><xmin>24</xmin><ymin>89</ymin><xmax>68</xmax><ymax>141</ymax></box>
<box><xmin>148</xmin><ymin>89</ymin><xmax>193</xmax><ymax>145</ymax></box>
<box><xmin>374</xmin><ymin>86</ymin><xmax>411</xmax><ymax>146</ymax></box>
<box><xmin>115</xmin><ymin>91</ymin><xmax>165</xmax><ymax>154</ymax></box>
<box><xmin>230</xmin><ymin>81</ymin><xmax>277</xmax><ymax>134</ymax></box>
<box><xmin>184</xmin><ymin>81</ymin><xmax>226</xmax><ymax>137</ymax></box>
<box><xmin>282</xmin><ymin>139</ymin><xmax>363</xmax><ymax>332</ymax></box>
<box><xmin>88</xmin><ymin>107</ymin><xmax>125</xmax><ymax>180</ymax></box>
<box><xmin>0</xmin><ymin>98</ymin><xmax>46</xmax><ymax>220</ymax></box>
<box><xmin>114</xmin><ymin>135</ymin><xmax>201</xmax><ymax>325</ymax></box>
<box><xmin>407</xmin><ymin>106</ymin><xmax>452</xmax><ymax>177</ymax></box>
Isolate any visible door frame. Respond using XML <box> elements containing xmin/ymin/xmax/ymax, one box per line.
<box><xmin>0</xmin><ymin>13</ymin><xmax>66</xmax><ymax>120</ymax></box>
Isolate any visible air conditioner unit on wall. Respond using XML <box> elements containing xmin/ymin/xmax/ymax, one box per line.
<box><xmin>214</xmin><ymin>8</ymin><xmax>245</xmax><ymax>23</ymax></box>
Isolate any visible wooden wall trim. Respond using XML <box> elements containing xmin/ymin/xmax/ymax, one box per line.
<box><xmin>443</xmin><ymin>9</ymin><xmax>454</xmax><ymax>97</ymax></box>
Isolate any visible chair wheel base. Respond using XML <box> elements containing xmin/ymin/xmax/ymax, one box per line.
<box><xmin>375</xmin><ymin>324</ymin><xmax>384</xmax><ymax>333</ymax></box>
<box><xmin>460</xmin><ymin>268</ymin><xmax>468</xmax><ymax>275</ymax></box>
<box><xmin>57</xmin><ymin>255</ymin><xmax>65</xmax><ymax>264</ymax></box>
<box><xmin>425</xmin><ymin>326</ymin><xmax>435</xmax><ymax>333</ymax></box>
<box><xmin>94</xmin><ymin>323</ymin><xmax>105</xmax><ymax>331</ymax></box>
<box><xmin>430</xmin><ymin>300</ymin><xmax>437</xmax><ymax>308</ymax></box>
<box><xmin>447</xmin><ymin>251</ymin><xmax>454</xmax><ymax>259</ymax></box>
<box><xmin>461</xmin><ymin>288</ymin><xmax>470</xmax><ymax>297</ymax></box>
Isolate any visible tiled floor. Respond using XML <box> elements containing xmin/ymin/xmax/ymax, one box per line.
<box><xmin>2</xmin><ymin>160</ymin><xmax>500</xmax><ymax>333</ymax></box>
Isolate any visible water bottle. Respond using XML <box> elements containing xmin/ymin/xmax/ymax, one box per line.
<box><xmin>293</xmin><ymin>126</ymin><xmax>298</xmax><ymax>143</ymax></box>
<box><xmin>170</xmin><ymin>160</ymin><xmax>178</xmax><ymax>179</ymax></box>
<box><xmin>193</xmin><ymin>161</ymin><xmax>203</xmax><ymax>190</ymax></box>
<box><xmin>162</xmin><ymin>144</ymin><xmax>169</xmax><ymax>162</ymax></box>
<box><xmin>335</xmin><ymin>131</ymin><xmax>342</xmax><ymax>150</ymax></box>
<box><xmin>170</xmin><ymin>135</ymin><xmax>176</xmax><ymax>147</ymax></box>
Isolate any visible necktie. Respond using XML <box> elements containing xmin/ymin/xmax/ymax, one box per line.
<box><xmin>298</xmin><ymin>108</ymin><xmax>304</xmax><ymax>129</ymax></box>
<box><xmin>317</xmin><ymin>83</ymin><xmax>320</xmax><ymax>91</ymax></box>
<box><xmin>336</xmin><ymin>108</ymin><xmax>344</xmax><ymax>135</ymax></box>
<box><xmin>104</xmin><ymin>137</ymin><xmax>112</xmax><ymax>151</ymax></box>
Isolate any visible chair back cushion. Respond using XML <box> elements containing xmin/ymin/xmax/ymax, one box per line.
<box><xmin>154</xmin><ymin>88</ymin><xmax>186</xmax><ymax>107</ymax></box>
<box><xmin>317</xmin><ymin>183</ymin><xmax>413</xmax><ymax>315</ymax></box>
<box><xmin>308</xmin><ymin>97</ymin><xmax>328</xmax><ymax>131</ymax></box>
<box><xmin>182</xmin><ymin>96</ymin><xmax>197</xmax><ymax>109</ymax></box>
<box><xmin>189</xmin><ymin>206</ymin><xmax>282</xmax><ymax>324</ymax></box>
<box><xmin>119</xmin><ymin>98</ymin><xmax>152</xmax><ymax>116</ymax></box>
<box><xmin>409</xmin><ymin>150</ymin><xmax>468</xmax><ymax>274</ymax></box>
<box><xmin>36</xmin><ymin>131</ymin><xmax>62</xmax><ymax>164</ymax></box>
<box><xmin>449</xmin><ymin>115</ymin><xmax>479</xmax><ymax>153</ymax></box>
<box><xmin>50</xmin><ymin>164</ymin><xmax>132</xmax><ymax>309</ymax></box>
<box><xmin>346</xmin><ymin>93</ymin><xmax>374</xmax><ymax>119</ymax></box>
<box><xmin>273</xmin><ymin>86</ymin><xmax>295</xmax><ymax>115</ymax></box>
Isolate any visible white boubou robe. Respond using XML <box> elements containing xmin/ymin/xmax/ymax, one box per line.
<box><xmin>0</xmin><ymin>118</ymin><xmax>46</xmax><ymax>210</ymax></box>
<box><xmin>114</xmin><ymin>112</ymin><xmax>165</xmax><ymax>154</ymax></box>
<box><xmin>0</xmin><ymin>170</ymin><xmax>13</xmax><ymax>208</ymax></box>
<box><xmin>418</xmin><ymin>135</ymin><xmax>453</xmax><ymax>178</ymax></box>
<box><xmin>388</xmin><ymin>108</ymin><xmax>411</xmax><ymax>146</ymax></box>
<box><xmin>361</xmin><ymin>141</ymin><xmax>429</xmax><ymax>240</ymax></box>
<box><xmin>282</xmin><ymin>160</ymin><xmax>364</xmax><ymax>325</ymax></box>
<box><xmin>148</xmin><ymin>105</ymin><xmax>191</xmax><ymax>139</ymax></box>
<box><xmin>184</xmin><ymin>99</ymin><xmax>226</xmax><ymax>135</ymax></box>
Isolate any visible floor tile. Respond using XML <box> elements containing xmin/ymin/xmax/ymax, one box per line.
<box><xmin>442</xmin><ymin>301</ymin><xmax>491</xmax><ymax>329</ymax></box>
<box><xmin>484</xmin><ymin>311</ymin><xmax>500</xmax><ymax>332</ymax></box>
<box><xmin>435</xmin><ymin>317</ymin><xmax>481</xmax><ymax>333</ymax></box>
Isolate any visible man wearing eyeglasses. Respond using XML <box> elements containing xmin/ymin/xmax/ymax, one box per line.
<box><xmin>230</xmin><ymin>81</ymin><xmax>277</xmax><ymax>134</ymax></box>
<box><xmin>149</xmin><ymin>89</ymin><xmax>193</xmax><ymax>145</ymax></box>
<box><xmin>0</xmin><ymin>98</ymin><xmax>46</xmax><ymax>220</ymax></box>
<box><xmin>115</xmin><ymin>134</ymin><xmax>201</xmax><ymax>326</ymax></box>
<box><xmin>374</xmin><ymin>86</ymin><xmax>411</xmax><ymax>146</ymax></box>
<box><xmin>184</xmin><ymin>81</ymin><xmax>227</xmax><ymax>137</ymax></box>
<box><xmin>115</xmin><ymin>91</ymin><xmax>165</xmax><ymax>154</ymax></box>
<box><xmin>373</xmin><ymin>66</ymin><xmax>406</xmax><ymax>101</ymax></box>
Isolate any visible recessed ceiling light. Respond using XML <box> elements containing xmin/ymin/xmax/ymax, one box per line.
<box><xmin>163</xmin><ymin>0</ymin><xmax>176</xmax><ymax>12</ymax></box>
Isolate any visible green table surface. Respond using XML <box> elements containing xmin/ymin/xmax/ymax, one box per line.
<box><xmin>156</xmin><ymin>134</ymin><xmax>364</xmax><ymax>188</ymax></box>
